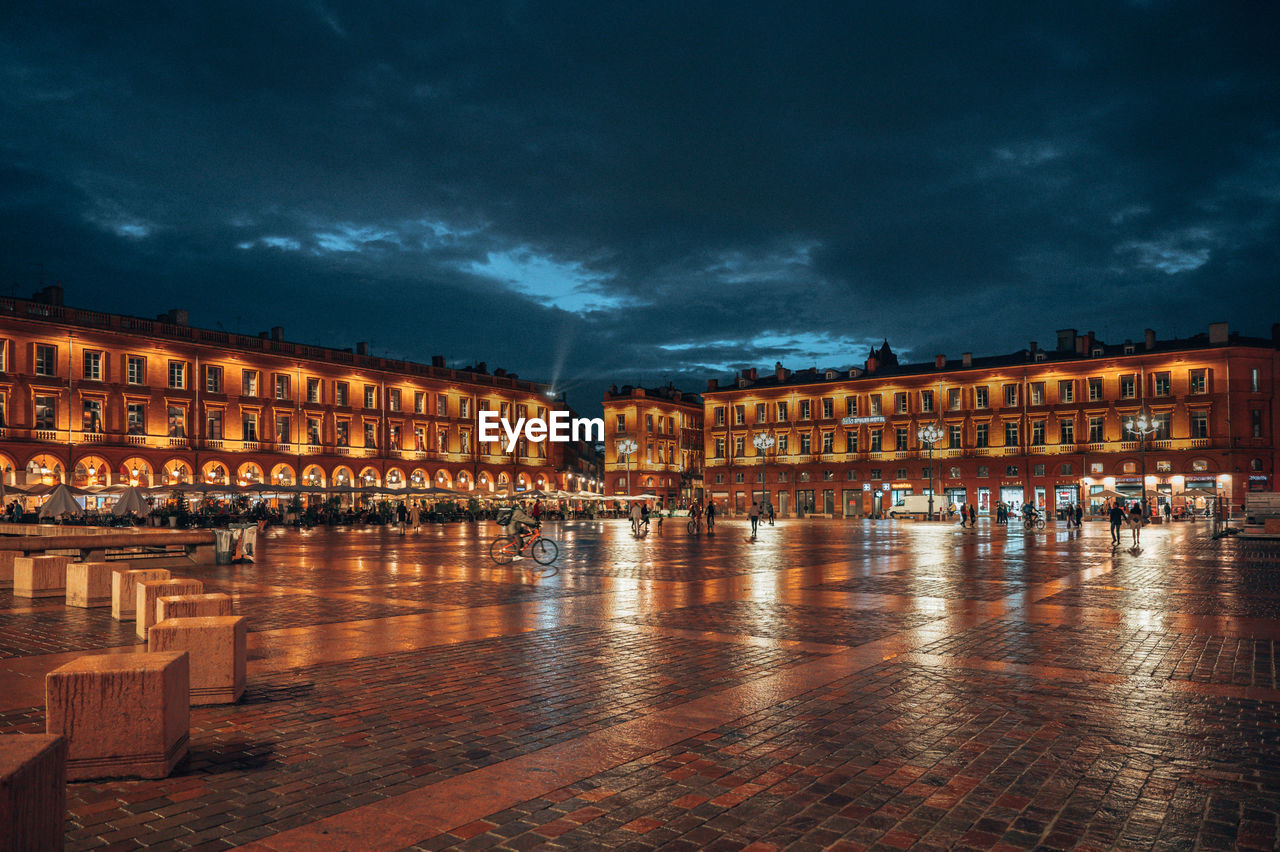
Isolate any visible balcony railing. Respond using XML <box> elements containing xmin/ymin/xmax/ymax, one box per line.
<box><xmin>34</xmin><ymin>429</ymin><xmax>60</xmax><ymax>442</ymax></box>
<box><xmin>81</xmin><ymin>432</ymin><xmax>105</xmax><ymax>443</ymax></box>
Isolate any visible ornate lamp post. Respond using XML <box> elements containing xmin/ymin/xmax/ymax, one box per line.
<box><xmin>752</xmin><ymin>433</ymin><xmax>775</xmax><ymax>510</ymax></box>
<box><xmin>1124</xmin><ymin>407</ymin><xmax>1157</xmax><ymax>516</ymax></box>
<box><xmin>917</xmin><ymin>422</ymin><xmax>943</xmax><ymax>520</ymax></box>
<box><xmin>616</xmin><ymin>438</ymin><xmax>638</xmax><ymax>496</ymax></box>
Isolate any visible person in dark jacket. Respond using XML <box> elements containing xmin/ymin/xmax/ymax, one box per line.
<box><xmin>1108</xmin><ymin>501</ymin><xmax>1125</xmax><ymax>545</ymax></box>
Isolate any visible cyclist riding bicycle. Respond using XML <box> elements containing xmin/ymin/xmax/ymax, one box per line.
<box><xmin>502</xmin><ymin>504</ymin><xmax>539</xmax><ymax>560</ymax></box>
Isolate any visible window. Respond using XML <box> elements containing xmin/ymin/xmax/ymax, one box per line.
<box><xmin>460</xmin><ymin>429</ymin><xmax>471</xmax><ymax>453</ymax></box>
<box><xmin>799</xmin><ymin>399</ymin><xmax>811</xmax><ymax>420</ymax></box>
<box><xmin>949</xmin><ymin>424</ymin><xmax>962</xmax><ymax>448</ymax></box>
<box><xmin>949</xmin><ymin>466</ymin><xmax>961</xmax><ymax>479</ymax></box>
<box><xmin>735</xmin><ymin>435</ymin><xmax>746</xmax><ymax>457</ymax></box>
<box><xmin>714</xmin><ymin>437</ymin><xmax>725</xmax><ymax>458</ymax></box>
<box><xmin>1191</xmin><ymin>459</ymin><xmax>1209</xmax><ymax>472</ymax></box>
<box><xmin>714</xmin><ymin>406</ymin><xmax>726</xmax><ymax>426</ymax></box>
<box><xmin>34</xmin><ymin>395</ymin><xmax>55</xmax><ymax>429</ymax></box>
<box><xmin>847</xmin><ymin>469</ymin><xmax>859</xmax><ymax>480</ymax></box>
<box><xmin>1060</xmin><ymin>463</ymin><xmax>1073</xmax><ymax>475</ymax></box>
<box><xmin>1088</xmin><ymin>378</ymin><xmax>1102</xmax><ymax>401</ymax></box>
<box><xmin>777</xmin><ymin>435</ymin><xmax>788</xmax><ymax>455</ymax></box>
<box><xmin>270</xmin><ymin>415</ymin><xmax>287</xmax><ymax>444</ymax></box>
<box><xmin>614</xmin><ymin>413</ymin><xmax>626</xmax><ymax>432</ymax></box>
<box><xmin>846</xmin><ymin>396</ymin><xmax>857</xmax><ymax>416</ymax></box>
<box><xmin>896</xmin><ymin>467</ymin><xmax>908</xmax><ymax>480</ymax></box>
<box><xmin>35</xmin><ymin>344</ymin><xmax>56</xmax><ymax>376</ymax></box>
<box><xmin>1153</xmin><ymin>373</ymin><xmax>1170</xmax><ymax>397</ymax></box>
<box><xmin>516</xmin><ymin>404</ymin><xmax>528</xmax><ymax>420</ymax></box>
<box><xmin>460</xmin><ymin>398</ymin><xmax>470</xmax><ymax>419</ymax></box>
<box><xmin>335</xmin><ymin>420</ymin><xmax>348</xmax><ymax>446</ymax></box>
<box><xmin>1003</xmin><ymin>384</ymin><xmax>1018</xmax><ymax>406</ymax></box>
<box><xmin>167</xmin><ymin>405</ymin><xmax>186</xmax><ymax>438</ymax></box>
<box><xmin>975</xmin><ymin>424</ymin><xmax>988</xmax><ymax>448</ymax></box>
<box><xmin>244</xmin><ymin>412</ymin><xmax>259</xmax><ymax>442</ymax></box>
<box><xmin>82</xmin><ymin>399</ymin><xmax>103</xmax><ymax>433</ymax></box>
<box><xmin>365</xmin><ymin>422</ymin><xmax>377</xmax><ymax>448</ymax></box>
<box><xmin>168</xmin><ymin>361</ymin><xmax>186</xmax><ymax>389</ymax></box>
<box><xmin>205</xmin><ymin>365</ymin><xmax>222</xmax><ymax>394</ymax></box>
<box><xmin>895</xmin><ymin>393</ymin><xmax>907</xmax><ymax>414</ymax></box>
<box><xmin>1005</xmin><ymin>465</ymin><xmax>1019</xmax><ymax>477</ymax></box>
<box><xmin>437</xmin><ymin>395</ymin><xmax>448</xmax><ymax>417</ymax></box>
<box><xmin>388</xmin><ymin>389</ymin><xmax>401</xmax><ymax>412</ymax></box>
<box><xmin>1090</xmin><ymin>462</ymin><xmax>1104</xmax><ymax>474</ymax></box>
<box><xmin>364</xmin><ymin>385</ymin><xmax>377</xmax><ymax>409</ymax></box>
<box><xmin>243</xmin><ymin>370</ymin><xmax>259</xmax><ymax>397</ymax></box>
<box><xmin>822</xmin><ymin>433</ymin><xmax>833</xmax><ymax>453</ymax></box>
<box><xmin>799</xmin><ymin>434</ymin><xmax>811</xmax><ymax>454</ymax></box>
<box><xmin>1153</xmin><ymin>413</ymin><xmax>1171</xmax><ymax>440</ymax></box>
<box><xmin>756</xmin><ymin>403</ymin><xmax>767</xmax><ymax>422</ymax></box>
<box><xmin>1119</xmin><ymin>375</ymin><xmax>1135</xmax><ymax>399</ymax></box>
<box><xmin>1089</xmin><ymin>416</ymin><xmax>1104</xmax><ymax>443</ymax></box>
<box><xmin>206</xmin><ymin>408</ymin><xmax>223</xmax><ymax>440</ymax></box>
<box><xmin>82</xmin><ymin>351</ymin><xmax>102</xmax><ymax>380</ymax></box>
<box><xmin>870</xmin><ymin>469</ymin><xmax>882</xmax><ymax>480</ymax></box>
<box><xmin>1031</xmin><ymin>420</ymin><xmax>1045</xmax><ymax>445</ymax></box>
<box><xmin>1191</xmin><ymin>411</ymin><xmax>1209</xmax><ymax>438</ymax></box>
<box><xmin>415</xmin><ymin>427</ymin><xmax>426</xmax><ymax>451</ymax></box>
<box><xmin>1252</xmin><ymin>368</ymin><xmax>1260</xmax><ymax>393</ymax></box>
<box><xmin>1029</xmin><ymin>383</ymin><xmax>1044</xmax><ymax>406</ymax></box>
<box><xmin>1156</xmin><ymin>460</ymin><xmax>1172</xmax><ymax>473</ymax></box>
<box><xmin>869</xmin><ymin>430</ymin><xmax>882</xmax><ymax>452</ymax></box>
<box><xmin>845</xmin><ymin>432</ymin><xmax>857</xmax><ymax>452</ymax></box>
<box><xmin>976</xmin><ymin>465</ymin><xmax>989</xmax><ymax>478</ymax></box>
<box><xmin>308</xmin><ymin>417</ymin><xmax>321</xmax><ymax>445</ymax></box>
<box><xmin>948</xmin><ymin>388</ymin><xmax>961</xmax><ymax>410</ymax></box>
<box><xmin>868</xmin><ymin>395</ymin><xmax>882</xmax><ymax>416</ymax></box>
<box><xmin>734</xmin><ymin>472</ymin><xmax>744</xmax><ymax>483</ymax></box>
<box><xmin>414</xmin><ymin>391</ymin><xmax>426</xmax><ymax>414</ymax></box>
<box><xmin>1190</xmin><ymin>369</ymin><xmax>1207</xmax><ymax>394</ymax></box>
<box><xmin>127</xmin><ymin>403</ymin><xmax>145</xmax><ymax>435</ymax></box>
<box><xmin>974</xmin><ymin>387</ymin><xmax>988</xmax><ymax>409</ymax></box>
<box><xmin>920</xmin><ymin>390</ymin><xmax>933</xmax><ymax>413</ymax></box>
<box><xmin>1059</xmin><ymin>380</ymin><xmax>1073</xmax><ymax>403</ymax></box>
<box><xmin>1059</xmin><ymin>419</ymin><xmax>1074</xmax><ymax>445</ymax></box>
<box><xmin>1253</xmin><ymin>408</ymin><xmax>1264</xmax><ymax>438</ymax></box>
<box><xmin>733</xmin><ymin>405</ymin><xmax>745</xmax><ymax>426</ymax></box>
<box><xmin>127</xmin><ymin>356</ymin><xmax>145</xmax><ymax>385</ymax></box>
<box><xmin>307</xmin><ymin>378</ymin><xmax>322</xmax><ymax>404</ymax></box>
<box><xmin>1005</xmin><ymin>422</ymin><xmax>1019</xmax><ymax>446</ymax></box>
<box><xmin>895</xmin><ymin>428</ymin><xmax>908</xmax><ymax>451</ymax></box>
<box><xmin>777</xmin><ymin>401</ymin><xmax>789</xmax><ymax>421</ymax></box>
<box><xmin>333</xmin><ymin>382</ymin><xmax>347</xmax><ymax>406</ymax></box>
<box><xmin>1033</xmin><ymin>464</ymin><xmax>1045</xmax><ymax>477</ymax></box>
<box><xmin>822</xmin><ymin>398</ymin><xmax>834</xmax><ymax>419</ymax></box>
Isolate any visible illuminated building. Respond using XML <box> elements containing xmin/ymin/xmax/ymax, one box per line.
<box><xmin>703</xmin><ymin>325</ymin><xmax>1277</xmax><ymax>516</ymax></box>
<box><xmin>602</xmin><ymin>384</ymin><xmax>703</xmax><ymax>502</ymax></box>
<box><xmin>0</xmin><ymin>287</ymin><xmax>575</xmax><ymax>495</ymax></box>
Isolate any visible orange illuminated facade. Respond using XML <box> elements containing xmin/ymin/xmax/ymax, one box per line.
<box><xmin>703</xmin><ymin>325</ymin><xmax>1278</xmax><ymax>517</ymax></box>
<box><xmin>0</xmin><ymin>288</ymin><xmax>579</xmax><ymax>495</ymax></box>
<box><xmin>602</xmin><ymin>384</ymin><xmax>703</xmax><ymax>502</ymax></box>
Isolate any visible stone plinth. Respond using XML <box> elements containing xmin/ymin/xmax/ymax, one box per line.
<box><xmin>66</xmin><ymin>561</ymin><xmax>114</xmax><ymax>608</ymax></box>
<box><xmin>46</xmin><ymin>652</ymin><xmax>189</xmax><ymax>780</ymax></box>
<box><xmin>12</xmin><ymin>555</ymin><xmax>72</xmax><ymax>599</ymax></box>
<box><xmin>111</xmin><ymin>568</ymin><xmax>170</xmax><ymax>621</ymax></box>
<box><xmin>157</xmin><ymin>593</ymin><xmax>233</xmax><ymax>622</ymax></box>
<box><xmin>149</xmin><ymin>616</ymin><xmax>247</xmax><ymax>705</ymax></box>
<box><xmin>0</xmin><ymin>550</ymin><xmax>19</xmax><ymax>588</ymax></box>
<box><xmin>0</xmin><ymin>733</ymin><xmax>66</xmax><ymax>850</ymax></box>
<box><xmin>136</xmin><ymin>579</ymin><xmax>203</xmax><ymax>639</ymax></box>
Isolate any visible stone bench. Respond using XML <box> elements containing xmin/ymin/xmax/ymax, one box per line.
<box><xmin>66</xmin><ymin>561</ymin><xmax>114</xmax><ymax>608</ymax></box>
<box><xmin>12</xmin><ymin>555</ymin><xmax>73</xmax><ymax>599</ymax></box>
<box><xmin>136</xmin><ymin>579</ymin><xmax>204</xmax><ymax>640</ymax></box>
<box><xmin>157</xmin><ymin>593</ymin><xmax>233</xmax><ymax>622</ymax></box>
<box><xmin>111</xmin><ymin>568</ymin><xmax>170</xmax><ymax>621</ymax></box>
<box><xmin>0</xmin><ymin>550</ymin><xmax>19</xmax><ymax>588</ymax></box>
<box><xmin>0</xmin><ymin>733</ymin><xmax>66</xmax><ymax>849</ymax></box>
<box><xmin>46</xmin><ymin>652</ymin><xmax>189</xmax><ymax>780</ymax></box>
<box><xmin>150</xmin><ymin>616</ymin><xmax>247</xmax><ymax>705</ymax></box>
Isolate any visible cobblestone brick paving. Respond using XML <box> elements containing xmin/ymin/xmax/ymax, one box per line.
<box><xmin>0</xmin><ymin>625</ymin><xmax>820</xmax><ymax>850</ymax></box>
<box><xmin>617</xmin><ymin>601</ymin><xmax>943</xmax><ymax>647</ymax></box>
<box><xmin>0</xmin><ymin>606</ymin><xmax>142</xmax><ymax>658</ymax></box>
<box><xmin>405</xmin><ymin>662</ymin><xmax>1280</xmax><ymax>852</ymax></box>
<box><xmin>807</xmin><ymin>574</ymin><xmax>1028</xmax><ymax>601</ymax></box>
<box><xmin>1040</xmin><ymin>585</ymin><xmax>1280</xmax><ymax>618</ymax></box>
<box><xmin>917</xmin><ymin>618</ymin><xmax>1279</xmax><ymax>688</ymax></box>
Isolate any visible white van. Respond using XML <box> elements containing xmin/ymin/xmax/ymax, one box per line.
<box><xmin>888</xmin><ymin>495</ymin><xmax>935</xmax><ymax>519</ymax></box>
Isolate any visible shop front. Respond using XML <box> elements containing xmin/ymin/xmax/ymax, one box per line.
<box><xmin>999</xmin><ymin>484</ymin><xmax>1024</xmax><ymax>513</ymax></box>
<box><xmin>945</xmin><ymin>488</ymin><xmax>967</xmax><ymax>512</ymax></box>
<box><xmin>843</xmin><ymin>488</ymin><xmax>862</xmax><ymax>518</ymax></box>
<box><xmin>1054</xmin><ymin>484</ymin><xmax>1080</xmax><ymax>519</ymax></box>
<box><xmin>977</xmin><ymin>486</ymin><xmax>991</xmax><ymax>515</ymax></box>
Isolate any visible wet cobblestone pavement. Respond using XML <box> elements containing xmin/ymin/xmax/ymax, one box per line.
<box><xmin>1</xmin><ymin>518</ymin><xmax>1278</xmax><ymax>849</ymax></box>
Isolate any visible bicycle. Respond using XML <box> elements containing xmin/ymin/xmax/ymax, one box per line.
<box><xmin>489</xmin><ymin>529</ymin><xmax>560</xmax><ymax>574</ymax></box>
<box><xmin>1022</xmin><ymin>514</ymin><xmax>1046</xmax><ymax>531</ymax></box>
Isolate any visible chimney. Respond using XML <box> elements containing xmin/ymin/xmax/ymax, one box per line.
<box><xmin>707</xmin><ymin>378</ymin><xmax>719</xmax><ymax>391</ymax></box>
<box><xmin>748</xmin><ymin>367</ymin><xmax>758</xmax><ymax>380</ymax></box>
<box><xmin>356</xmin><ymin>342</ymin><xmax>369</xmax><ymax>356</ymax></box>
<box><xmin>1075</xmin><ymin>334</ymin><xmax>1087</xmax><ymax>355</ymax></box>
<box><xmin>775</xmin><ymin>361</ymin><xmax>787</xmax><ymax>381</ymax></box>
<box><xmin>271</xmin><ymin>326</ymin><xmax>284</xmax><ymax>341</ymax></box>
<box><xmin>865</xmin><ymin>355</ymin><xmax>879</xmax><ymax>374</ymax></box>
<box><xmin>1056</xmin><ymin>329</ymin><xmax>1076</xmax><ymax>352</ymax></box>
<box><xmin>1029</xmin><ymin>341</ymin><xmax>1038</xmax><ymax>356</ymax></box>
<box><xmin>934</xmin><ymin>354</ymin><xmax>945</xmax><ymax>369</ymax></box>
<box><xmin>33</xmin><ymin>284</ymin><xmax>64</xmax><ymax>306</ymax></box>
<box><xmin>1144</xmin><ymin>328</ymin><xmax>1156</xmax><ymax>350</ymax></box>
<box><xmin>431</xmin><ymin>355</ymin><xmax>445</xmax><ymax>367</ymax></box>
<box><xmin>1208</xmin><ymin>321</ymin><xmax>1229</xmax><ymax>344</ymax></box>
<box><xmin>962</xmin><ymin>352</ymin><xmax>972</xmax><ymax>367</ymax></box>
<box><xmin>159</xmin><ymin>309</ymin><xmax>188</xmax><ymax>326</ymax></box>
<box><xmin>1086</xmin><ymin>331</ymin><xmax>1097</xmax><ymax>353</ymax></box>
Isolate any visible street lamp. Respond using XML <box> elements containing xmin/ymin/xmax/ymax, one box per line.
<box><xmin>616</xmin><ymin>438</ymin><xmax>638</xmax><ymax>496</ymax></box>
<box><xmin>752</xmin><ymin>433</ymin><xmax>775</xmax><ymax>510</ymax></box>
<box><xmin>1124</xmin><ymin>407</ymin><xmax>1157</xmax><ymax>516</ymax></box>
<box><xmin>917</xmin><ymin>422</ymin><xmax>943</xmax><ymax>520</ymax></box>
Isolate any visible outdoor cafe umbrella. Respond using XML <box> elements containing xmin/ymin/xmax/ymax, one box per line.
<box><xmin>112</xmin><ymin>485</ymin><xmax>152</xmax><ymax>516</ymax></box>
<box><xmin>1181</xmin><ymin>488</ymin><xmax>1218</xmax><ymax>498</ymax></box>
<box><xmin>1093</xmin><ymin>489</ymin><xmax>1127</xmax><ymax>500</ymax></box>
<box><xmin>38</xmin><ymin>483</ymin><xmax>83</xmax><ymax>518</ymax></box>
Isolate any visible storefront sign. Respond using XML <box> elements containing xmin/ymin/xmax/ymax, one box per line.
<box><xmin>862</xmin><ymin>482</ymin><xmax>871</xmax><ymax>491</ymax></box>
<box><xmin>841</xmin><ymin>415</ymin><xmax>885</xmax><ymax>425</ymax></box>
<box><xmin>1250</xmin><ymin>475</ymin><xmax>1268</xmax><ymax>481</ymax></box>
<box><xmin>890</xmin><ymin>482</ymin><xmax>911</xmax><ymax>490</ymax></box>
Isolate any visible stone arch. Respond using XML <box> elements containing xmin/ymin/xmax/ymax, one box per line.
<box><xmin>476</xmin><ymin>470</ymin><xmax>494</xmax><ymax>491</ymax></box>
<box><xmin>237</xmin><ymin>461</ymin><xmax>265</xmax><ymax>484</ymax></box>
<box><xmin>358</xmin><ymin>466</ymin><xmax>381</xmax><ymax>487</ymax></box>
<box><xmin>161</xmin><ymin>458</ymin><xmax>191</xmax><ymax>485</ymax></box>
<box><xmin>330</xmin><ymin>465</ymin><xmax>354</xmax><ymax>487</ymax></box>
<box><xmin>516</xmin><ymin>473</ymin><xmax>531</xmax><ymax>491</ymax></box>
<box><xmin>73</xmin><ymin>454</ymin><xmax>111</xmax><ymax>487</ymax></box>
<box><xmin>301</xmin><ymin>464</ymin><xmax>325</xmax><ymax>487</ymax></box>
<box><xmin>497</xmin><ymin>472</ymin><xmax>510</xmax><ymax>488</ymax></box>
<box><xmin>120</xmin><ymin>457</ymin><xmax>154</xmax><ymax>487</ymax></box>
<box><xmin>0</xmin><ymin>451</ymin><xmax>18</xmax><ymax>485</ymax></box>
<box><xmin>201</xmin><ymin>459</ymin><xmax>230</xmax><ymax>484</ymax></box>
<box><xmin>455</xmin><ymin>470</ymin><xmax>472</xmax><ymax>490</ymax></box>
<box><xmin>534</xmin><ymin>473</ymin><xmax>548</xmax><ymax>489</ymax></box>
<box><xmin>384</xmin><ymin>467</ymin><xmax>406</xmax><ymax>489</ymax></box>
<box><xmin>25</xmin><ymin>452</ymin><xmax>65</xmax><ymax>484</ymax></box>
<box><xmin>434</xmin><ymin>468</ymin><xmax>453</xmax><ymax>487</ymax></box>
<box><xmin>270</xmin><ymin>463</ymin><xmax>296</xmax><ymax>486</ymax></box>
<box><xmin>409</xmin><ymin>468</ymin><xmax>428</xmax><ymax>488</ymax></box>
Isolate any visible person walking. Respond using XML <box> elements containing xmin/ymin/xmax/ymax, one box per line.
<box><xmin>1073</xmin><ymin>502</ymin><xmax>1083</xmax><ymax>529</ymax></box>
<box><xmin>705</xmin><ymin>500</ymin><xmax>717</xmax><ymax>533</ymax></box>
<box><xmin>767</xmin><ymin>501</ymin><xmax>775</xmax><ymax>525</ymax></box>
<box><xmin>1108</xmin><ymin>500</ymin><xmax>1125</xmax><ymax>546</ymax></box>
<box><xmin>748</xmin><ymin>500</ymin><xmax>760</xmax><ymax>538</ymax></box>
<box><xmin>1129</xmin><ymin>499</ymin><xmax>1144</xmax><ymax>547</ymax></box>
<box><xmin>966</xmin><ymin>503</ymin><xmax>976</xmax><ymax>529</ymax></box>
<box><xmin>396</xmin><ymin>501</ymin><xmax>408</xmax><ymax>535</ymax></box>
<box><xmin>409</xmin><ymin>500</ymin><xmax>421</xmax><ymax>533</ymax></box>
<box><xmin>629</xmin><ymin>501</ymin><xmax>644</xmax><ymax>536</ymax></box>
<box><xmin>959</xmin><ymin>503</ymin><xmax>968</xmax><ymax>528</ymax></box>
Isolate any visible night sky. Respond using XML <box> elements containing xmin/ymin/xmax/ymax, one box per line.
<box><xmin>3</xmin><ymin>2</ymin><xmax>1279</xmax><ymax>415</ymax></box>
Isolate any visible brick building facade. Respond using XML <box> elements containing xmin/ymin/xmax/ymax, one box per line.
<box><xmin>602</xmin><ymin>384</ymin><xmax>703</xmax><ymax>502</ymax></box>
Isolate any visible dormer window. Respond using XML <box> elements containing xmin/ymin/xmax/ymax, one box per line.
<box><xmin>1123</xmin><ymin>344</ymin><xmax>1135</xmax><ymax>355</ymax></box>
<box><xmin>1091</xmin><ymin>347</ymin><xmax>1103</xmax><ymax>357</ymax></box>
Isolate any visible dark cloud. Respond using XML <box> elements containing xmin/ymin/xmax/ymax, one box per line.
<box><xmin>2</xmin><ymin>1</ymin><xmax>1278</xmax><ymax>416</ymax></box>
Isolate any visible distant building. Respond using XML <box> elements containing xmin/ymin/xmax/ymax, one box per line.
<box><xmin>602</xmin><ymin>383</ymin><xmax>703</xmax><ymax>503</ymax></box>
